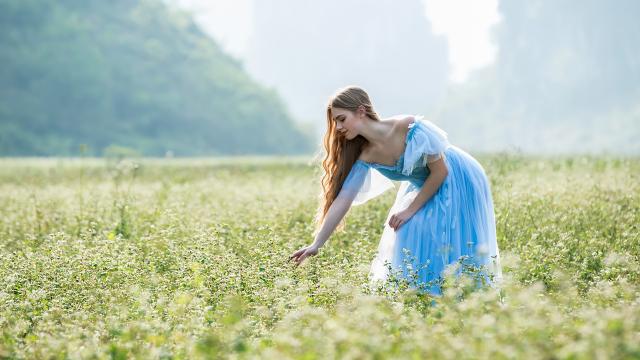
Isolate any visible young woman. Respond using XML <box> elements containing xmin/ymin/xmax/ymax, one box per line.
<box><xmin>289</xmin><ymin>86</ymin><xmax>502</xmax><ymax>295</ymax></box>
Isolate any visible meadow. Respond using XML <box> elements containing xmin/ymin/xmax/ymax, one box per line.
<box><xmin>0</xmin><ymin>155</ymin><xmax>638</xmax><ymax>359</ymax></box>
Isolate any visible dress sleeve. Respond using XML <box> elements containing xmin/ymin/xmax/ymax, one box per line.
<box><xmin>336</xmin><ymin>160</ymin><xmax>396</xmax><ymax>206</ymax></box>
<box><xmin>401</xmin><ymin>115</ymin><xmax>451</xmax><ymax>176</ymax></box>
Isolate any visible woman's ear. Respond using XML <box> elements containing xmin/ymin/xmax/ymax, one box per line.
<box><xmin>358</xmin><ymin>105</ymin><xmax>365</xmax><ymax>116</ymax></box>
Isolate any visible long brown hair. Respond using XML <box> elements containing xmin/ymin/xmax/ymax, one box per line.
<box><xmin>313</xmin><ymin>86</ymin><xmax>382</xmax><ymax>235</ymax></box>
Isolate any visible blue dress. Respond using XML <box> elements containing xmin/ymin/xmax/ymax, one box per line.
<box><xmin>337</xmin><ymin>116</ymin><xmax>502</xmax><ymax>295</ymax></box>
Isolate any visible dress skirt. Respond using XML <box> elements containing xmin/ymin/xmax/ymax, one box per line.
<box><xmin>369</xmin><ymin>145</ymin><xmax>502</xmax><ymax>295</ymax></box>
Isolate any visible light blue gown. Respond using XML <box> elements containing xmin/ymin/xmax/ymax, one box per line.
<box><xmin>337</xmin><ymin>116</ymin><xmax>502</xmax><ymax>295</ymax></box>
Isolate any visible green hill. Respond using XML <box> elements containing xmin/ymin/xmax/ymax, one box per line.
<box><xmin>0</xmin><ymin>0</ymin><xmax>313</xmax><ymax>156</ymax></box>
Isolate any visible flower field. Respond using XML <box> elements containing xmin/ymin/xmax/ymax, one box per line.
<box><xmin>0</xmin><ymin>155</ymin><xmax>638</xmax><ymax>359</ymax></box>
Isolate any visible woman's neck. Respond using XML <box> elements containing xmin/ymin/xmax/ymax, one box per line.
<box><xmin>358</xmin><ymin>118</ymin><xmax>393</xmax><ymax>149</ymax></box>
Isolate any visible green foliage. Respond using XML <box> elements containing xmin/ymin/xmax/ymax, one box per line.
<box><xmin>0</xmin><ymin>155</ymin><xmax>638</xmax><ymax>358</ymax></box>
<box><xmin>0</xmin><ymin>0</ymin><xmax>312</xmax><ymax>156</ymax></box>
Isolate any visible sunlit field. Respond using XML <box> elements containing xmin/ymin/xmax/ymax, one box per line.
<box><xmin>0</xmin><ymin>155</ymin><xmax>638</xmax><ymax>358</ymax></box>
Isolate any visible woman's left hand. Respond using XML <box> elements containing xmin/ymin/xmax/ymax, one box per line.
<box><xmin>388</xmin><ymin>208</ymin><xmax>415</xmax><ymax>231</ymax></box>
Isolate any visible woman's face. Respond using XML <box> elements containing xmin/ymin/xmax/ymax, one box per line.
<box><xmin>331</xmin><ymin>107</ymin><xmax>362</xmax><ymax>140</ymax></box>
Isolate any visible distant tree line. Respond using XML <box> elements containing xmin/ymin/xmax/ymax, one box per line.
<box><xmin>0</xmin><ymin>0</ymin><xmax>313</xmax><ymax>156</ymax></box>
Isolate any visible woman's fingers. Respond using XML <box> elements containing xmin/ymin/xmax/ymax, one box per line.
<box><xmin>388</xmin><ymin>214</ymin><xmax>404</xmax><ymax>231</ymax></box>
<box><xmin>291</xmin><ymin>244</ymin><xmax>322</xmax><ymax>267</ymax></box>
<box><xmin>290</xmin><ymin>248</ymin><xmax>305</xmax><ymax>261</ymax></box>
<box><xmin>290</xmin><ymin>246</ymin><xmax>320</xmax><ymax>267</ymax></box>
<box><xmin>289</xmin><ymin>247</ymin><xmax>311</xmax><ymax>267</ymax></box>
<box><xmin>391</xmin><ymin>215</ymin><xmax>400</xmax><ymax>230</ymax></box>
<box><xmin>388</xmin><ymin>215</ymin><xmax>396</xmax><ymax>228</ymax></box>
<box><xmin>294</xmin><ymin>251</ymin><xmax>310</xmax><ymax>267</ymax></box>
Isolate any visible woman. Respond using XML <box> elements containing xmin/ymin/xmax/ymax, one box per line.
<box><xmin>289</xmin><ymin>85</ymin><xmax>501</xmax><ymax>295</ymax></box>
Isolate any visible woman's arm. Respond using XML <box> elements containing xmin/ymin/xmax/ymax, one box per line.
<box><xmin>388</xmin><ymin>156</ymin><xmax>448</xmax><ymax>230</ymax></box>
<box><xmin>311</xmin><ymin>195</ymin><xmax>352</xmax><ymax>249</ymax></box>
<box><xmin>407</xmin><ymin>156</ymin><xmax>448</xmax><ymax>213</ymax></box>
<box><xmin>290</xmin><ymin>160</ymin><xmax>381</xmax><ymax>267</ymax></box>
<box><xmin>289</xmin><ymin>195</ymin><xmax>353</xmax><ymax>267</ymax></box>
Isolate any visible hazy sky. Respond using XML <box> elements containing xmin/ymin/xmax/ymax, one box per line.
<box><xmin>423</xmin><ymin>0</ymin><xmax>500</xmax><ymax>82</ymax></box>
<box><xmin>171</xmin><ymin>0</ymin><xmax>254</xmax><ymax>58</ymax></box>
<box><xmin>171</xmin><ymin>0</ymin><xmax>501</xmax><ymax>83</ymax></box>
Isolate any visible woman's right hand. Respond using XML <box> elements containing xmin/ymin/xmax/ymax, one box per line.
<box><xmin>289</xmin><ymin>244</ymin><xmax>320</xmax><ymax>267</ymax></box>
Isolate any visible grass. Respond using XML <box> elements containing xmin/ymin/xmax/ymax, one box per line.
<box><xmin>0</xmin><ymin>155</ymin><xmax>638</xmax><ymax>359</ymax></box>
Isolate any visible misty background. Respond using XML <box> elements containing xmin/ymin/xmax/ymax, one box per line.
<box><xmin>1</xmin><ymin>0</ymin><xmax>638</xmax><ymax>156</ymax></box>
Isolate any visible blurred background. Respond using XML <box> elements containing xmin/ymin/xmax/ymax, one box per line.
<box><xmin>0</xmin><ymin>0</ymin><xmax>638</xmax><ymax>157</ymax></box>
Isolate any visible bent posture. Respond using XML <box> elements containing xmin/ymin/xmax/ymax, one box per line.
<box><xmin>290</xmin><ymin>86</ymin><xmax>501</xmax><ymax>295</ymax></box>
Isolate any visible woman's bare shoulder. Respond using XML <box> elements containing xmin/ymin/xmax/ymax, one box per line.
<box><xmin>386</xmin><ymin>115</ymin><xmax>416</xmax><ymax>134</ymax></box>
<box><xmin>382</xmin><ymin>114</ymin><xmax>416</xmax><ymax>126</ymax></box>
